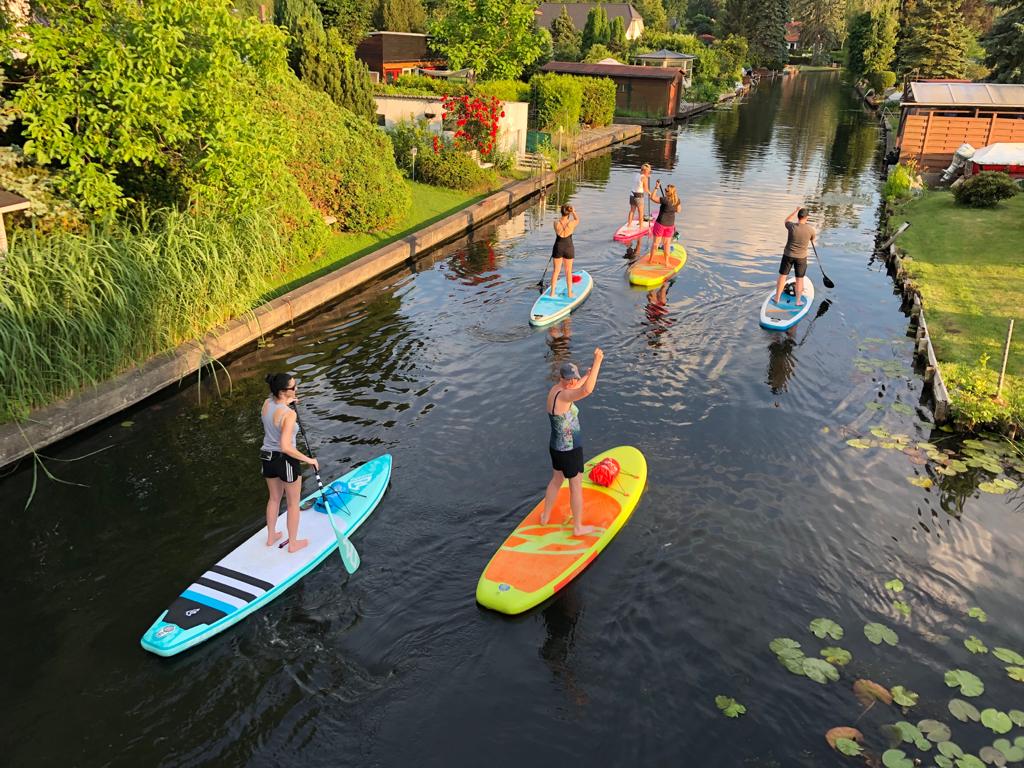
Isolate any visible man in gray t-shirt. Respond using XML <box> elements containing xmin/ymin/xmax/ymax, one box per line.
<box><xmin>773</xmin><ymin>207</ymin><xmax>817</xmax><ymax>307</ymax></box>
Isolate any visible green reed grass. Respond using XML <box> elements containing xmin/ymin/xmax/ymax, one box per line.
<box><xmin>0</xmin><ymin>209</ymin><xmax>288</xmax><ymax>422</ymax></box>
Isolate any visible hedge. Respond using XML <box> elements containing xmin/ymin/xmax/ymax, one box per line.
<box><xmin>529</xmin><ymin>72</ymin><xmax>583</xmax><ymax>132</ymax></box>
<box><xmin>476</xmin><ymin>79</ymin><xmax>531</xmax><ymax>102</ymax></box>
<box><xmin>578</xmin><ymin>76</ymin><xmax>616</xmax><ymax>127</ymax></box>
<box><xmin>417</xmin><ymin>141</ymin><xmax>498</xmax><ymax>191</ymax></box>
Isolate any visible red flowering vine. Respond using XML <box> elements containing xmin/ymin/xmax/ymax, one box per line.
<box><xmin>438</xmin><ymin>94</ymin><xmax>503</xmax><ymax>157</ymax></box>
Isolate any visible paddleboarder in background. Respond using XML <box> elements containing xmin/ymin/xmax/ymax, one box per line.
<box><xmin>624</xmin><ymin>163</ymin><xmax>653</xmax><ymax>230</ymax></box>
<box><xmin>542</xmin><ymin>349</ymin><xmax>604</xmax><ymax>537</ymax></box>
<box><xmin>549</xmin><ymin>203</ymin><xmax>579</xmax><ymax>299</ymax></box>
<box><xmin>260</xmin><ymin>373</ymin><xmax>318</xmax><ymax>553</ymax></box>
<box><xmin>647</xmin><ymin>181</ymin><xmax>681</xmax><ymax>266</ymax></box>
<box><xmin>773</xmin><ymin>206</ymin><xmax>817</xmax><ymax>308</ymax></box>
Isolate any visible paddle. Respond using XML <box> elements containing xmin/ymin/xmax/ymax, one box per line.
<box><xmin>797</xmin><ymin>298</ymin><xmax>832</xmax><ymax>347</ymax></box>
<box><xmin>536</xmin><ymin>255</ymin><xmax>552</xmax><ymax>289</ymax></box>
<box><xmin>292</xmin><ymin>404</ymin><xmax>360</xmax><ymax>574</ymax></box>
<box><xmin>810</xmin><ymin>241</ymin><xmax>835</xmax><ymax>289</ymax></box>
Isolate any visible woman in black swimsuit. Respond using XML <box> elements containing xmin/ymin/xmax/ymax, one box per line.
<box><xmin>549</xmin><ymin>204</ymin><xmax>579</xmax><ymax>298</ymax></box>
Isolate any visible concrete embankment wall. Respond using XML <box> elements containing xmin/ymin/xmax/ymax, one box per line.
<box><xmin>0</xmin><ymin>124</ymin><xmax>641</xmax><ymax>468</ymax></box>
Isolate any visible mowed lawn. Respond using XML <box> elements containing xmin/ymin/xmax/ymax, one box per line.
<box><xmin>264</xmin><ymin>180</ymin><xmax>490</xmax><ymax>300</ymax></box>
<box><xmin>895</xmin><ymin>190</ymin><xmax>1024</xmax><ymax>380</ymax></box>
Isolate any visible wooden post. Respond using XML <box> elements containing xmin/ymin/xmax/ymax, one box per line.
<box><xmin>996</xmin><ymin>318</ymin><xmax>1015</xmax><ymax>400</ymax></box>
<box><xmin>920</xmin><ymin>112</ymin><xmax>934</xmax><ymax>166</ymax></box>
<box><xmin>986</xmin><ymin>113</ymin><xmax>996</xmax><ymax>146</ymax></box>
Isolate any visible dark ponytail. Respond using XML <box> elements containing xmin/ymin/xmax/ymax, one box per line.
<box><xmin>265</xmin><ymin>372</ymin><xmax>293</xmax><ymax>397</ymax></box>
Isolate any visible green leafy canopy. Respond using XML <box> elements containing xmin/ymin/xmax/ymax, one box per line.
<box><xmin>427</xmin><ymin>0</ymin><xmax>544</xmax><ymax>80</ymax></box>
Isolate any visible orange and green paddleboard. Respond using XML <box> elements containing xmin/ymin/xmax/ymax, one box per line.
<box><xmin>476</xmin><ymin>446</ymin><xmax>647</xmax><ymax>614</ymax></box>
<box><xmin>627</xmin><ymin>242</ymin><xmax>687</xmax><ymax>287</ymax></box>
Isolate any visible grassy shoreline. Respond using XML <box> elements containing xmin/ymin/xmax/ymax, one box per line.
<box><xmin>893</xmin><ymin>190</ymin><xmax>1023</xmax><ymax>429</ymax></box>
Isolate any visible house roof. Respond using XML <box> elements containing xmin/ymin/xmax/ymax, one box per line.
<box><xmin>633</xmin><ymin>48</ymin><xmax>697</xmax><ymax>61</ymax></box>
<box><xmin>541</xmin><ymin>61</ymin><xmax>680</xmax><ymax>80</ymax></box>
<box><xmin>536</xmin><ymin>3</ymin><xmax>642</xmax><ymax>32</ymax></box>
<box><xmin>907</xmin><ymin>82</ymin><xmax>1024</xmax><ymax>107</ymax></box>
<box><xmin>784</xmin><ymin>21</ymin><xmax>801</xmax><ymax>43</ymax></box>
<box><xmin>0</xmin><ymin>190</ymin><xmax>30</xmax><ymax>214</ymax></box>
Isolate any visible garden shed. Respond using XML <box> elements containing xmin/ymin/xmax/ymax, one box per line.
<box><xmin>896</xmin><ymin>82</ymin><xmax>1024</xmax><ymax>171</ymax></box>
<box><xmin>539</xmin><ymin>61</ymin><xmax>684</xmax><ymax>125</ymax></box>
<box><xmin>631</xmin><ymin>49</ymin><xmax>695</xmax><ymax>88</ymax></box>
<box><xmin>355</xmin><ymin>32</ymin><xmax>446</xmax><ymax>83</ymax></box>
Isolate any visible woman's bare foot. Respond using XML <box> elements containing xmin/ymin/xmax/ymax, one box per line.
<box><xmin>266</xmin><ymin>530</ymin><xmax>283</xmax><ymax>547</ymax></box>
<box><xmin>288</xmin><ymin>538</ymin><xmax>309</xmax><ymax>553</ymax></box>
<box><xmin>572</xmin><ymin>524</ymin><xmax>599</xmax><ymax>537</ymax></box>
<box><xmin>540</xmin><ymin>511</ymin><xmax>551</xmax><ymax>525</ymax></box>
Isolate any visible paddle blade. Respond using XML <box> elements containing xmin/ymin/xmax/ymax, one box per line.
<box><xmin>823</xmin><ymin>274</ymin><xmax>836</xmax><ymax>289</ymax></box>
<box><xmin>338</xmin><ymin>537</ymin><xmax>360</xmax><ymax>573</ymax></box>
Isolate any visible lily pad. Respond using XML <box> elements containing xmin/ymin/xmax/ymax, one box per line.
<box><xmin>854</xmin><ymin>678</ymin><xmax>893</xmax><ymax>706</ymax></box>
<box><xmin>715</xmin><ymin>695</ymin><xmax>746</xmax><ymax>718</ymax></box>
<box><xmin>968</xmin><ymin>606</ymin><xmax>988</xmax><ymax>623</ymax></box>
<box><xmin>780</xmin><ymin>654</ymin><xmax>806</xmax><ymax>674</ymax></box>
<box><xmin>979</xmin><ymin>482</ymin><xmax>1009</xmax><ymax>494</ymax></box>
<box><xmin>940</xmin><ymin>741</ymin><xmax>966</xmax><ymax>758</ymax></box>
<box><xmin>945</xmin><ymin>669</ymin><xmax>985</xmax><ymax>697</ymax></box>
<box><xmin>979</xmin><ymin>746</ymin><xmax>1008</xmax><ymax>766</ymax></box>
<box><xmin>889</xmin><ymin>721</ymin><xmax>923</xmax><ymax>744</ymax></box>
<box><xmin>937</xmin><ymin>758</ymin><xmax>954</xmax><ymax>768</ymax></box>
<box><xmin>891</xmin><ymin>402</ymin><xmax>915</xmax><ymax>415</ymax></box>
<box><xmin>1006</xmin><ymin>666</ymin><xmax>1024</xmax><ymax>682</ymax></box>
<box><xmin>821</xmin><ymin>647</ymin><xmax>852</xmax><ymax>666</ymax></box>
<box><xmin>918</xmin><ymin>719</ymin><xmax>952</xmax><ymax>742</ymax></box>
<box><xmin>1009</xmin><ymin>710</ymin><xmax>1024</xmax><ymax>727</ymax></box>
<box><xmin>120</xmin><ymin>420</ymin><xmax>134</xmax><ymax>428</ymax></box>
<box><xmin>770</xmin><ymin>637</ymin><xmax>804</xmax><ymax>659</ymax></box>
<box><xmin>908</xmin><ymin>476</ymin><xmax>933</xmax><ymax>488</ymax></box>
<box><xmin>809</xmin><ymin>618</ymin><xmax>844</xmax><ymax>640</ymax></box>
<box><xmin>836</xmin><ymin>738</ymin><xmax>864</xmax><ymax>756</ymax></box>
<box><xmin>892</xmin><ymin>686</ymin><xmax>919</xmax><ymax>707</ymax></box>
<box><xmin>893</xmin><ymin>600</ymin><xmax>911</xmax><ymax>617</ymax></box>
<box><xmin>949</xmin><ymin>699</ymin><xmax>981</xmax><ymax>722</ymax></box>
<box><xmin>871</xmin><ymin>427</ymin><xmax>892</xmax><ymax>439</ymax></box>
<box><xmin>885</xmin><ymin>578</ymin><xmax>905</xmax><ymax>593</ymax></box>
<box><xmin>993</xmin><ymin>648</ymin><xmax>1024</xmax><ymax>665</ymax></box>
<box><xmin>958</xmin><ymin>755</ymin><xmax>986</xmax><ymax>768</ymax></box>
<box><xmin>965</xmin><ymin>636</ymin><xmax>989</xmax><ymax>654</ymax></box>
<box><xmin>993</xmin><ymin>477</ymin><xmax>1018</xmax><ymax>490</ymax></box>
<box><xmin>802</xmin><ymin>657</ymin><xmax>840</xmax><ymax>684</ymax></box>
<box><xmin>847</xmin><ymin>438</ymin><xmax>873</xmax><ymax>449</ymax></box>
<box><xmin>883</xmin><ymin>749</ymin><xmax>914</xmax><ymax>768</ymax></box>
<box><xmin>826</xmin><ymin>727</ymin><xmax>864</xmax><ymax>751</ymax></box>
<box><xmin>865</xmin><ymin>622</ymin><xmax>900</xmax><ymax>646</ymax></box>
<box><xmin>993</xmin><ymin>738</ymin><xmax>1024</xmax><ymax>762</ymax></box>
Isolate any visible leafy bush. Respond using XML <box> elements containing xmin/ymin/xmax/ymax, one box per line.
<box><xmin>943</xmin><ymin>357</ymin><xmax>1024</xmax><ymax>433</ymax></box>
<box><xmin>262</xmin><ymin>76</ymin><xmax>409</xmax><ymax>231</ymax></box>
<box><xmin>0</xmin><ymin>146</ymin><xmax>83</xmax><ymax>234</ymax></box>
<box><xmin>866</xmin><ymin>70</ymin><xmax>896</xmax><ymax>93</ymax></box>
<box><xmin>396</xmin><ymin>72</ymin><xmax>470</xmax><ymax>95</ymax></box>
<box><xmin>577</xmin><ymin>76</ymin><xmax>616</xmax><ymax>126</ymax></box>
<box><xmin>419</xmin><ymin>139</ymin><xmax>498</xmax><ymax>191</ymax></box>
<box><xmin>387</xmin><ymin>119</ymin><xmax>434</xmax><ymax>177</ymax></box>
<box><xmin>883</xmin><ymin>162</ymin><xmax>914</xmax><ymax>203</ymax></box>
<box><xmin>685</xmin><ymin>81</ymin><xmax>721</xmax><ymax>103</ymax></box>
<box><xmin>476</xmin><ymin>79</ymin><xmax>530</xmax><ymax>102</ymax></box>
<box><xmin>953</xmin><ymin>171</ymin><xmax>1020</xmax><ymax>208</ymax></box>
<box><xmin>529</xmin><ymin>72</ymin><xmax>583</xmax><ymax>132</ymax></box>
<box><xmin>295</xmin><ymin>27</ymin><xmax>376</xmax><ymax>122</ymax></box>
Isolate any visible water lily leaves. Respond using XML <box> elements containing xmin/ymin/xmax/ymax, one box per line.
<box><xmin>979</xmin><ymin>482</ymin><xmax>1010</xmax><ymax>494</ymax></box>
<box><xmin>836</xmin><ymin>738</ymin><xmax>864</xmax><ymax>756</ymax></box>
<box><xmin>940</xmin><ymin>741</ymin><xmax>966</xmax><ymax>758</ymax></box>
<box><xmin>847</xmin><ymin>438</ymin><xmax>873</xmax><ymax>449</ymax></box>
<box><xmin>883</xmin><ymin>749</ymin><xmax>915</xmax><ymax>768</ymax></box>
<box><xmin>780</xmin><ymin>655</ymin><xmax>806</xmax><ymax>674</ymax></box>
<box><xmin>810</xmin><ymin>618</ymin><xmax>844</xmax><ymax>640</ymax></box>
<box><xmin>949</xmin><ymin>699</ymin><xmax>981</xmax><ymax>722</ymax></box>
<box><xmin>908</xmin><ymin>476</ymin><xmax>933</xmax><ymax>488</ymax></box>
<box><xmin>891</xmin><ymin>402</ymin><xmax>915</xmax><ymax>415</ymax></box>
<box><xmin>892</xmin><ymin>686</ymin><xmax>919</xmax><ymax>707</ymax></box>
<box><xmin>1006</xmin><ymin>667</ymin><xmax>1024</xmax><ymax>682</ymax></box>
<box><xmin>993</xmin><ymin>648</ymin><xmax>1024</xmax><ymax>665</ymax></box>
<box><xmin>866</xmin><ymin>622</ymin><xmax>900</xmax><ymax>646</ymax></box>
<box><xmin>826</xmin><ymin>727</ymin><xmax>864</xmax><ymax>752</ymax></box>
<box><xmin>893</xmin><ymin>600</ymin><xmax>911</xmax><ymax>617</ymax></box>
<box><xmin>993</xmin><ymin>477</ymin><xmax>1019</xmax><ymax>491</ymax></box>
<box><xmin>958</xmin><ymin>755</ymin><xmax>986</xmax><ymax>768</ymax></box>
<box><xmin>871</xmin><ymin>427</ymin><xmax>891</xmax><ymax>439</ymax></box>
<box><xmin>965</xmin><ymin>636</ymin><xmax>989</xmax><ymax>654</ymax></box>
<box><xmin>993</xmin><ymin>738</ymin><xmax>1024</xmax><ymax>762</ymax></box>
<box><xmin>979</xmin><ymin>745</ymin><xmax>1008</xmax><ymax>766</ymax></box>
<box><xmin>945</xmin><ymin>669</ymin><xmax>985</xmax><ymax>697</ymax></box>
<box><xmin>889</xmin><ymin>720</ymin><xmax>923</xmax><ymax>744</ymax></box>
<box><xmin>1009</xmin><ymin>710</ymin><xmax>1024</xmax><ymax>727</ymax></box>
<box><xmin>939</xmin><ymin>459</ymin><xmax>970</xmax><ymax>476</ymax></box>
<box><xmin>120</xmin><ymin>420</ymin><xmax>134</xmax><ymax>428</ymax></box>
<box><xmin>854</xmin><ymin>678</ymin><xmax>893</xmax><ymax>706</ymax></box>
<box><xmin>770</xmin><ymin>637</ymin><xmax>803</xmax><ymax>659</ymax></box>
<box><xmin>821</xmin><ymin>646</ymin><xmax>852</xmax><ymax>666</ymax></box>
<box><xmin>918</xmin><ymin>720</ymin><xmax>952</xmax><ymax>742</ymax></box>
<box><xmin>715</xmin><ymin>695</ymin><xmax>746</xmax><ymax>718</ymax></box>
<box><xmin>802</xmin><ymin>657</ymin><xmax>840</xmax><ymax>684</ymax></box>
<box><xmin>969</xmin><ymin>606</ymin><xmax>988</xmax><ymax>623</ymax></box>
<box><xmin>885</xmin><ymin>578</ymin><xmax>905</xmax><ymax>593</ymax></box>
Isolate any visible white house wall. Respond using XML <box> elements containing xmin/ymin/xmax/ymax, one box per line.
<box><xmin>374</xmin><ymin>96</ymin><xmax>529</xmax><ymax>156</ymax></box>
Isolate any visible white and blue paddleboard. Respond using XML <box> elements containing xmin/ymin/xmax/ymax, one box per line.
<box><xmin>530</xmin><ymin>269</ymin><xmax>593</xmax><ymax>327</ymax></box>
<box><xmin>141</xmin><ymin>453</ymin><xmax>392</xmax><ymax>657</ymax></box>
<box><xmin>759</xmin><ymin>276</ymin><xmax>815</xmax><ymax>331</ymax></box>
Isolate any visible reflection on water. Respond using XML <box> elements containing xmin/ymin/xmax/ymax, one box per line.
<box><xmin>1</xmin><ymin>72</ymin><xmax>1022</xmax><ymax>768</ymax></box>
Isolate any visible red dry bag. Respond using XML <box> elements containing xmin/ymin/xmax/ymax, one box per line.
<box><xmin>588</xmin><ymin>457</ymin><xmax>621</xmax><ymax>487</ymax></box>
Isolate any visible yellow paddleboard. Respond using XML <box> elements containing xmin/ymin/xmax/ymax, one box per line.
<box><xmin>476</xmin><ymin>446</ymin><xmax>647</xmax><ymax>614</ymax></box>
<box><xmin>628</xmin><ymin>242</ymin><xmax>687</xmax><ymax>287</ymax></box>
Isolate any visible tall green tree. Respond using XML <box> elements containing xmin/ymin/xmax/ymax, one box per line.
<box><xmin>551</xmin><ymin>4</ymin><xmax>583</xmax><ymax>60</ymax></box>
<box><xmin>582</xmin><ymin>4</ymin><xmax>611</xmax><ymax>53</ymax></box>
<box><xmin>746</xmin><ymin>0</ymin><xmax>788</xmax><ymax>66</ymax></box>
<box><xmin>847</xmin><ymin>2</ymin><xmax>897</xmax><ymax>77</ymax></box>
<box><xmin>634</xmin><ymin>0</ymin><xmax>670</xmax><ymax>33</ymax></box>
<box><xmin>792</xmin><ymin>0</ymin><xmax>846</xmax><ymax>62</ymax></box>
<box><xmin>983</xmin><ymin>0</ymin><xmax>1024</xmax><ymax>81</ymax></box>
<box><xmin>722</xmin><ymin>0</ymin><xmax>752</xmax><ymax>39</ymax></box>
<box><xmin>428</xmin><ymin>0</ymin><xmax>544</xmax><ymax>79</ymax></box>
<box><xmin>374</xmin><ymin>0</ymin><xmax>427</xmax><ymax>33</ymax></box>
<box><xmin>609</xmin><ymin>16</ymin><xmax>628</xmax><ymax>52</ymax></box>
<box><xmin>315</xmin><ymin>0</ymin><xmax>373</xmax><ymax>43</ymax></box>
<box><xmin>898</xmin><ymin>0</ymin><xmax>970</xmax><ymax>78</ymax></box>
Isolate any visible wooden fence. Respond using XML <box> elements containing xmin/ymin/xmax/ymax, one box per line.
<box><xmin>898</xmin><ymin>113</ymin><xmax>1024</xmax><ymax>170</ymax></box>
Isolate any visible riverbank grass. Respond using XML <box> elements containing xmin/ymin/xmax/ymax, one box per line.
<box><xmin>893</xmin><ymin>189</ymin><xmax>1024</xmax><ymax>428</ymax></box>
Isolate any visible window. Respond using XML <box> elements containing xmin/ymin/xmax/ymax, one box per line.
<box><xmin>376</xmin><ymin>114</ymin><xmax>387</xmax><ymax>126</ymax></box>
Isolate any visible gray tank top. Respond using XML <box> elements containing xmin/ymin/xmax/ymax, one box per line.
<box><xmin>260</xmin><ymin>398</ymin><xmax>296</xmax><ymax>452</ymax></box>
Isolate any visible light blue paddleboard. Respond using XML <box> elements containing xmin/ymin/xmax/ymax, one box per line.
<box><xmin>141</xmin><ymin>453</ymin><xmax>392</xmax><ymax>657</ymax></box>
<box><xmin>530</xmin><ymin>269</ymin><xmax>593</xmax><ymax>327</ymax></box>
<box><xmin>759</xmin><ymin>276</ymin><xmax>815</xmax><ymax>331</ymax></box>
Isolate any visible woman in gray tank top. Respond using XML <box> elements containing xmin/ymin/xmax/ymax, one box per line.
<box><xmin>260</xmin><ymin>373</ymin><xmax>318</xmax><ymax>553</ymax></box>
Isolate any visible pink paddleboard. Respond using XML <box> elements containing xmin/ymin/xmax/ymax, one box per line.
<box><xmin>613</xmin><ymin>221</ymin><xmax>652</xmax><ymax>242</ymax></box>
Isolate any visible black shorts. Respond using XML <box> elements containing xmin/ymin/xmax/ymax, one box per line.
<box><xmin>551</xmin><ymin>243</ymin><xmax>574</xmax><ymax>260</ymax></box>
<box><xmin>261</xmin><ymin>451</ymin><xmax>302</xmax><ymax>483</ymax></box>
<box><xmin>629</xmin><ymin>192</ymin><xmax>643</xmax><ymax>208</ymax></box>
<box><xmin>550</xmin><ymin>446</ymin><xmax>585</xmax><ymax>479</ymax></box>
<box><xmin>778</xmin><ymin>255</ymin><xmax>808</xmax><ymax>278</ymax></box>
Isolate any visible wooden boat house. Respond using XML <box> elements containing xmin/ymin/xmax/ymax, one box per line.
<box><xmin>539</xmin><ymin>61</ymin><xmax>685</xmax><ymax>125</ymax></box>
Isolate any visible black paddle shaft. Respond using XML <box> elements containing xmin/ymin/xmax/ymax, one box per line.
<box><xmin>811</xmin><ymin>241</ymin><xmax>835</xmax><ymax>289</ymax></box>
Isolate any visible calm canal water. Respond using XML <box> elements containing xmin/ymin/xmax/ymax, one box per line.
<box><xmin>3</xmin><ymin>72</ymin><xmax>1023</xmax><ymax>767</ymax></box>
